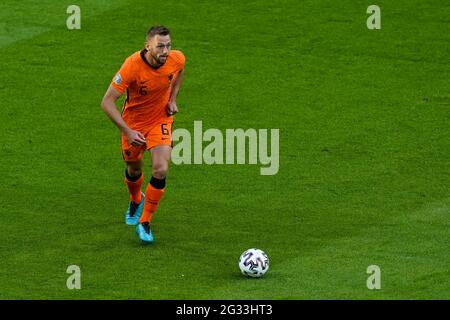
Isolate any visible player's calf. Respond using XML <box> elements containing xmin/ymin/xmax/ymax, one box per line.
<box><xmin>124</xmin><ymin>162</ymin><xmax>145</xmax><ymax>225</ymax></box>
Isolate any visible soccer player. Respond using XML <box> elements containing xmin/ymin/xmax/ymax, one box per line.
<box><xmin>101</xmin><ymin>25</ymin><xmax>185</xmax><ymax>244</ymax></box>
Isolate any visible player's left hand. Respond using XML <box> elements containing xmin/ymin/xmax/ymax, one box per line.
<box><xmin>166</xmin><ymin>101</ymin><xmax>178</xmax><ymax>116</ymax></box>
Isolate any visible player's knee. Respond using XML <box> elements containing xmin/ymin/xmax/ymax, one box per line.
<box><xmin>129</xmin><ymin>168</ymin><xmax>142</xmax><ymax>177</ymax></box>
<box><xmin>126</xmin><ymin>164</ymin><xmax>142</xmax><ymax>177</ymax></box>
<box><xmin>152</xmin><ymin>164</ymin><xmax>168</xmax><ymax>179</ymax></box>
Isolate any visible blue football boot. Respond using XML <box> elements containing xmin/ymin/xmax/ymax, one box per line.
<box><xmin>125</xmin><ymin>192</ymin><xmax>145</xmax><ymax>225</ymax></box>
<box><xmin>136</xmin><ymin>222</ymin><xmax>154</xmax><ymax>244</ymax></box>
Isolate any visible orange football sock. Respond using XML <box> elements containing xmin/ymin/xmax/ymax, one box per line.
<box><xmin>125</xmin><ymin>173</ymin><xmax>143</xmax><ymax>204</ymax></box>
<box><xmin>139</xmin><ymin>181</ymin><xmax>165</xmax><ymax>224</ymax></box>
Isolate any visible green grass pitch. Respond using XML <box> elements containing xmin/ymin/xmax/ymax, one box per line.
<box><xmin>0</xmin><ymin>0</ymin><xmax>449</xmax><ymax>299</ymax></box>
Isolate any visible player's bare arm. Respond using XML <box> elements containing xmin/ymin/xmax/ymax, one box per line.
<box><xmin>101</xmin><ymin>85</ymin><xmax>146</xmax><ymax>146</ymax></box>
<box><xmin>167</xmin><ymin>68</ymin><xmax>185</xmax><ymax>115</ymax></box>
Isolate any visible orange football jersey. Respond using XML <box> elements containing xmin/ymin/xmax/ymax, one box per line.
<box><xmin>111</xmin><ymin>49</ymin><xmax>185</xmax><ymax>131</ymax></box>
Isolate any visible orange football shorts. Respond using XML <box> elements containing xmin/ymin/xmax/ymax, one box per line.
<box><xmin>121</xmin><ymin>121</ymin><xmax>173</xmax><ymax>162</ymax></box>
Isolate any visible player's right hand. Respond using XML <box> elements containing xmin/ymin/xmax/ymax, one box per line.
<box><xmin>126</xmin><ymin>130</ymin><xmax>146</xmax><ymax>146</ymax></box>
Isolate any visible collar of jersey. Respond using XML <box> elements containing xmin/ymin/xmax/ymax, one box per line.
<box><xmin>140</xmin><ymin>49</ymin><xmax>164</xmax><ymax>70</ymax></box>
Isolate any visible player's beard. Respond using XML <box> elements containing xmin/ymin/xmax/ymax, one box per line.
<box><xmin>150</xmin><ymin>51</ymin><xmax>167</xmax><ymax>67</ymax></box>
<box><xmin>157</xmin><ymin>53</ymin><xmax>168</xmax><ymax>65</ymax></box>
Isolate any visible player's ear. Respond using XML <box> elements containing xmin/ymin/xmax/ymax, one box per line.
<box><xmin>144</xmin><ymin>38</ymin><xmax>151</xmax><ymax>50</ymax></box>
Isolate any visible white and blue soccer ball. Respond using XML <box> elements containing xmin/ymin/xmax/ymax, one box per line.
<box><xmin>238</xmin><ymin>248</ymin><xmax>269</xmax><ymax>278</ymax></box>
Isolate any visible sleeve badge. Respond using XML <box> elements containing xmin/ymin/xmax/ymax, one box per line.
<box><xmin>113</xmin><ymin>73</ymin><xmax>122</xmax><ymax>85</ymax></box>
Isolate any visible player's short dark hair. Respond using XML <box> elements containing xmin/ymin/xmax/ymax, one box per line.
<box><xmin>147</xmin><ymin>25</ymin><xmax>170</xmax><ymax>39</ymax></box>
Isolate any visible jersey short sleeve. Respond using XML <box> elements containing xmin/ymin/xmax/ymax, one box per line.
<box><xmin>111</xmin><ymin>56</ymin><xmax>134</xmax><ymax>93</ymax></box>
<box><xmin>172</xmin><ymin>50</ymin><xmax>186</xmax><ymax>70</ymax></box>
